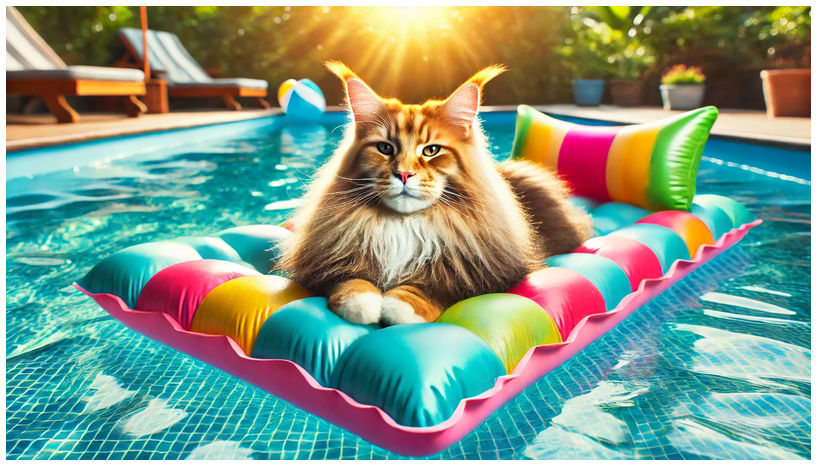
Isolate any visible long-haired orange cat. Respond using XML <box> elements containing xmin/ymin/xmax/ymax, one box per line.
<box><xmin>278</xmin><ymin>61</ymin><xmax>593</xmax><ymax>325</ymax></box>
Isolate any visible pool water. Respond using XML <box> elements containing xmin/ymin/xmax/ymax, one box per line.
<box><xmin>6</xmin><ymin>112</ymin><xmax>811</xmax><ymax>460</ymax></box>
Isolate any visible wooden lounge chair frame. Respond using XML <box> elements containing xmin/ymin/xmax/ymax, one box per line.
<box><xmin>7</xmin><ymin>78</ymin><xmax>147</xmax><ymax>124</ymax></box>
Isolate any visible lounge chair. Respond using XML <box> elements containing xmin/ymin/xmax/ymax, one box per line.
<box><xmin>117</xmin><ymin>27</ymin><xmax>270</xmax><ymax>111</ymax></box>
<box><xmin>6</xmin><ymin>6</ymin><xmax>147</xmax><ymax>123</ymax></box>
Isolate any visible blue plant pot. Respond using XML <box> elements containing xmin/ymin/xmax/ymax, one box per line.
<box><xmin>572</xmin><ymin>79</ymin><xmax>606</xmax><ymax>106</ymax></box>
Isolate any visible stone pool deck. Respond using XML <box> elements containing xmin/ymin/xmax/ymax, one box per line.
<box><xmin>6</xmin><ymin>108</ymin><xmax>281</xmax><ymax>152</ymax></box>
<box><xmin>6</xmin><ymin>105</ymin><xmax>811</xmax><ymax>152</ymax></box>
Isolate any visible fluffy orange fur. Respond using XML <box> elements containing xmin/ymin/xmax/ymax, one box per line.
<box><xmin>277</xmin><ymin>61</ymin><xmax>592</xmax><ymax>325</ymax></box>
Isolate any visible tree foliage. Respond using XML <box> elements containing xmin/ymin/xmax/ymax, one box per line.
<box><xmin>15</xmin><ymin>6</ymin><xmax>811</xmax><ymax>107</ymax></box>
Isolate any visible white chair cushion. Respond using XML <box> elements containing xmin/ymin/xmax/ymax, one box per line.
<box><xmin>7</xmin><ymin>66</ymin><xmax>145</xmax><ymax>82</ymax></box>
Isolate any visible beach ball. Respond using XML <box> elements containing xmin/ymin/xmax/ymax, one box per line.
<box><xmin>278</xmin><ymin>78</ymin><xmax>326</xmax><ymax>122</ymax></box>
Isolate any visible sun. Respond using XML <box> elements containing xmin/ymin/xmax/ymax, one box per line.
<box><xmin>367</xmin><ymin>6</ymin><xmax>453</xmax><ymax>33</ymax></box>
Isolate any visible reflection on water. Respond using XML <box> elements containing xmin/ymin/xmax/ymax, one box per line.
<box><xmin>5</xmin><ymin>115</ymin><xmax>811</xmax><ymax>460</ymax></box>
<box><xmin>117</xmin><ymin>399</ymin><xmax>188</xmax><ymax>438</ymax></box>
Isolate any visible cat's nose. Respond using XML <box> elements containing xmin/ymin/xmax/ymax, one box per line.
<box><xmin>394</xmin><ymin>171</ymin><xmax>416</xmax><ymax>185</ymax></box>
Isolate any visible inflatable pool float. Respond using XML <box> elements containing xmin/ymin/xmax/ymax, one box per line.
<box><xmin>76</xmin><ymin>106</ymin><xmax>761</xmax><ymax>456</ymax></box>
<box><xmin>278</xmin><ymin>78</ymin><xmax>326</xmax><ymax>122</ymax></box>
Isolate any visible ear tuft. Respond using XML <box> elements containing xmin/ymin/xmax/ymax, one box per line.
<box><xmin>465</xmin><ymin>64</ymin><xmax>508</xmax><ymax>90</ymax></box>
<box><xmin>325</xmin><ymin>59</ymin><xmax>359</xmax><ymax>82</ymax></box>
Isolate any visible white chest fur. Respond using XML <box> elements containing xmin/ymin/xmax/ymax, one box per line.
<box><xmin>367</xmin><ymin>216</ymin><xmax>442</xmax><ymax>287</ymax></box>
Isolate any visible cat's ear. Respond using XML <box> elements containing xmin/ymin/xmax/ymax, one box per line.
<box><xmin>439</xmin><ymin>64</ymin><xmax>507</xmax><ymax>135</ymax></box>
<box><xmin>325</xmin><ymin>60</ymin><xmax>383</xmax><ymax>123</ymax></box>
<box><xmin>345</xmin><ymin>79</ymin><xmax>383</xmax><ymax>123</ymax></box>
<box><xmin>439</xmin><ymin>83</ymin><xmax>480</xmax><ymax>131</ymax></box>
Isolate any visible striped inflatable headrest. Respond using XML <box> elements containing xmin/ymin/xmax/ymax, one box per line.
<box><xmin>510</xmin><ymin>105</ymin><xmax>718</xmax><ymax>212</ymax></box>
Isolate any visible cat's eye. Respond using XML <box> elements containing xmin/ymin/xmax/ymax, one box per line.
<box><xmin>422</xmin><ymin>145</ymin><xmax>441</xmax><ymax>157</ymax></box>
<box><xmin>376</xmin><ymin>142</ymin><xmax>394</xmax><ymax>155</ymax></box>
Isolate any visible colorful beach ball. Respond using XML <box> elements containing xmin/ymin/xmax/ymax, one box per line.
<box><xmin>278</xmin><ymin>79</ymin><xmax>326</xmax><ymax>122</ymax></box>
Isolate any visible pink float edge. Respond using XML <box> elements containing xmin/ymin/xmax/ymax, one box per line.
<box><xmin>74</xmin><ymin>219</ymin><xmax>762</xmax><ymax>457</ymax></box>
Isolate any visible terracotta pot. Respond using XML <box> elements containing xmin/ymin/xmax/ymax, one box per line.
<box><xmin>610</xmin><ymin>79</ymin><xmax>643</xmax><ymax>107</ymax></box>
<box><xmin>659</xmin><ymin>84</ymin><xmax>705</xmax><ymax>111</ymax></box>
<box><xmin>760</xmin><ymin>69</ymin><xmax>811</xmax><ymax>118</ymax></box>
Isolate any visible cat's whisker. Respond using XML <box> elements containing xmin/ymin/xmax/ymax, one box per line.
<box><xmin>324</xmin><ymin>185</ymin><xmax>371</xmax><ymax>196</ymax></box>
<box><xmin>330</xmin><ymin>191</ymin><xmax>381</xmax><ymax>217</ymax></box>
<box><xmin>439</xmin><ymin>193</ymin><xmax>504</xmax><ymax>222</ymax></box>
<box><xmin>314</xmin><ymin>190</ymin><xmax>379</xmax><ymax>213</ymax></box>
<box><xmin>441</xmin><ymin>188</ymin><xmax>492</xmax><ymax>209</ymax></box>
<box><xmin>437</xmin><ymin>197</ymin><xmax>494</xmax><ymax>231</ymax></box>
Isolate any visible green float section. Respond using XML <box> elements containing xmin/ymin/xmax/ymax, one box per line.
<box><xmin>217</xmin><ymin>225</ymin><xmax>292</xmax><ymax>273</ymax></box>
<box><xmin>330</xmin><ymin>324</ymin><xmax>506</xmax><ymax>428</ymax></box>
<box><xmin>437</xmin><ymin>293</ymin><xmax>562</xmax><ymax>373</ymax></box>
<box><xmin>251</xmin><ymin>297</ymin><xmax>377</xmax><ymax>387</ymax></box>
<box><xmin>545</xmin><ymin>254</ymin><xmax>632</xmax><ymax>311</ymax></box>
<box><xmin>646</xmin><ymin>106</ymin><xmax>718</xmax><ymax>211</ymax></box>
<box><xmin>692</xmin><ymin>194</ymin><xmax>755</xmax><ymax>229</ymax></box>
<box><xmin>509</xmin><ymin>105</ymin><xmax>535</xmax><ymax>160</ymax></box>
<box><xmin>590</xmin><ymin>202</ymin><xmax>652</xmax><ymax>236</ymax></box>
<box><xmin>80</xmin><ymin>241</ymin><xmax>203</xmax><ymax>308</ymax></box>
<box><xmin>609</xmin><ymin>224</ymin><xmax>691</xmax><ymax>274</ymax></box>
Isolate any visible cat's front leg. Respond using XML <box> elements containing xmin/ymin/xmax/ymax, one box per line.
<box><xmin>381</xmin><ymin>285</ymin><xmax>444</xmax><ymax>326</ymax></box>
<box><xmin>327</xmin><ymin>279</ymin><xmax>383</xmax><ymax>325</ymax></box>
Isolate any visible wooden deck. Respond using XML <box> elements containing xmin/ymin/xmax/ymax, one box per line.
<box><xmin>7</xmin><ymin>108</ymin><xmax>281</xmax><ymax>152</ymax></box>
<box><xmin>6</xmin><ymin>105</ymin><xmax>810</xmax><ymax>152</ymax></box>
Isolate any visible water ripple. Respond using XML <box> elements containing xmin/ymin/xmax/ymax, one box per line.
<box><xmin>118</xmin><ymin>399</ymin><xmax>188</xmax><ymax>437</ymax></box>
<box><xmin>81</xmin><ymin>373</ymin><xmax>137</xmax><ymax>414</ymax></box>
<box><xmin>185</xmin><ymin>440</ymin><xmax>253</xmax><ymax>460</ymax></box>
<box><xmin>699</xmin><ymin>292</ymin><xmax>796</xmax><ymax>316</ymax></box>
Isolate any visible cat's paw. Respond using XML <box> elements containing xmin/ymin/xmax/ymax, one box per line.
<box><xmin>381</xmin><ymin>296</ymin><xmax>427</xmax><ymax>326</ymax></box>
<box><xmin>332</xmin><ymin>292</ymin><xmax>383</xmax><ymax>325</ymax></box>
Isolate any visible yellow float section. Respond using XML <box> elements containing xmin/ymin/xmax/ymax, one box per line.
<box><xmin>605</xmin><ymin>122</ymin><xmax>661</xmax><ymax>207</ymax></box>
<box><xmin>515</xmin><ymin>112</ymin><xmax>571</xmax><ymax>169</ymax></box>
<box><xmin>191</xmin><ymin>275</ymin><xmax>312</xmax><ymax>355</ymax></box>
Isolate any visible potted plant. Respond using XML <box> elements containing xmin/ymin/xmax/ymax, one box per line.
<box><xmin>568</xmin><ymin>44</ymin><xmax>612</xmax><ymax>107</ymax></box>
<box><xmin>760</xmin><ymin>69</ymin><xmax>811</xmax><ymax>118</ymax></box>
<box><xmin>557</xmin><ymin>20</ymin><xmax>615</xmax><ymax>107</ymax></box>
<box><xmin>659</xmin><ymin>65</ymin><xmax>706</xmax><ymax>110</ymax></box>
<box><xmin>609</xmin><ymin>44</ymin><xmax>653</xmax><ymax>107</ymax></box>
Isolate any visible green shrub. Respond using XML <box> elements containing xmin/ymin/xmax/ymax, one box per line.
<box><xmin>661</xmin><ymin>64</ymin><xmax>706</xmax><ymax>84</ymax></box>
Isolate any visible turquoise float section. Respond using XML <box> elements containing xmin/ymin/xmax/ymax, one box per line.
<box><xmin>545</xmin><ymin>253</ymin><xmax>631</xmax><ymax>311</ymax></box>
<box><xmin>173</xmin><ymin>236</ymin><xmax>245</xmax><ymax>263</ymax></box>
<box><xmin>608</xmin><ymin>224</ymin><xmax>690</xmax><ymax>274</ymax></box>
<box><xmin>329</xmin><ymin>324</ymin><xmax>506</xmax><ymax>428</ymax></box>
<box><xmin>693</xmin><ymin>194</ymin><xmax>754</xmax><ymax>231</ymax></box>
<box><xmin>80</xmin><ymin>241</ymin><xmax>203</xmax><ymax>308</ymax></box>
<box><xmin>690</xmin><ymin>203</ymin><xmax>734</xmax><ymax>239</ymax></box>
<box><xmin>217</xmin><ymin>225</ymin><xmax>292</xmax><ymax>273</ymax></box>
<box><xmin>590</xmin><ymin>202</ymin><xmax>653</xmax><ymax>236</ymax></box>
<box><xmin>570</xmin><ymin>196</ymin><xmax>600</xmax><ymax>214</ymax></box>
<box><xmin>251</xmin><ymin>297</ymin><xmax>377</xmax><ymax>387</ymax></box>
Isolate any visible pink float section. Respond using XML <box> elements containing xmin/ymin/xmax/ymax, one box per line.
<box><xmin>76</xmin><ymin>218</ymin><xmax>761</xmax><ymax>457</ymax></box>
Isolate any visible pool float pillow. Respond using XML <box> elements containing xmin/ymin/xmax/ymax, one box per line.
<box><xmin>510</xmin><ymin>105</ymin><xmax>718</xmax><ymax>212</ymax></box>
<box><xmin>278</xmin><ymin>78</ymin><xmax>326</xmax><ymax>122</ymax></box>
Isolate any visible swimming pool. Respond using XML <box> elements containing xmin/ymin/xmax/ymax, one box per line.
<box><xmin>6</xmin><ymin>112</ymin><xmax>811</xmax><ymax>460</ymax></box>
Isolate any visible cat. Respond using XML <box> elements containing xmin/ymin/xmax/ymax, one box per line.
<box><xmin>277</xmin><ymin>61</ymin><xmax>594</xmax><ymax>326</ymax></box>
